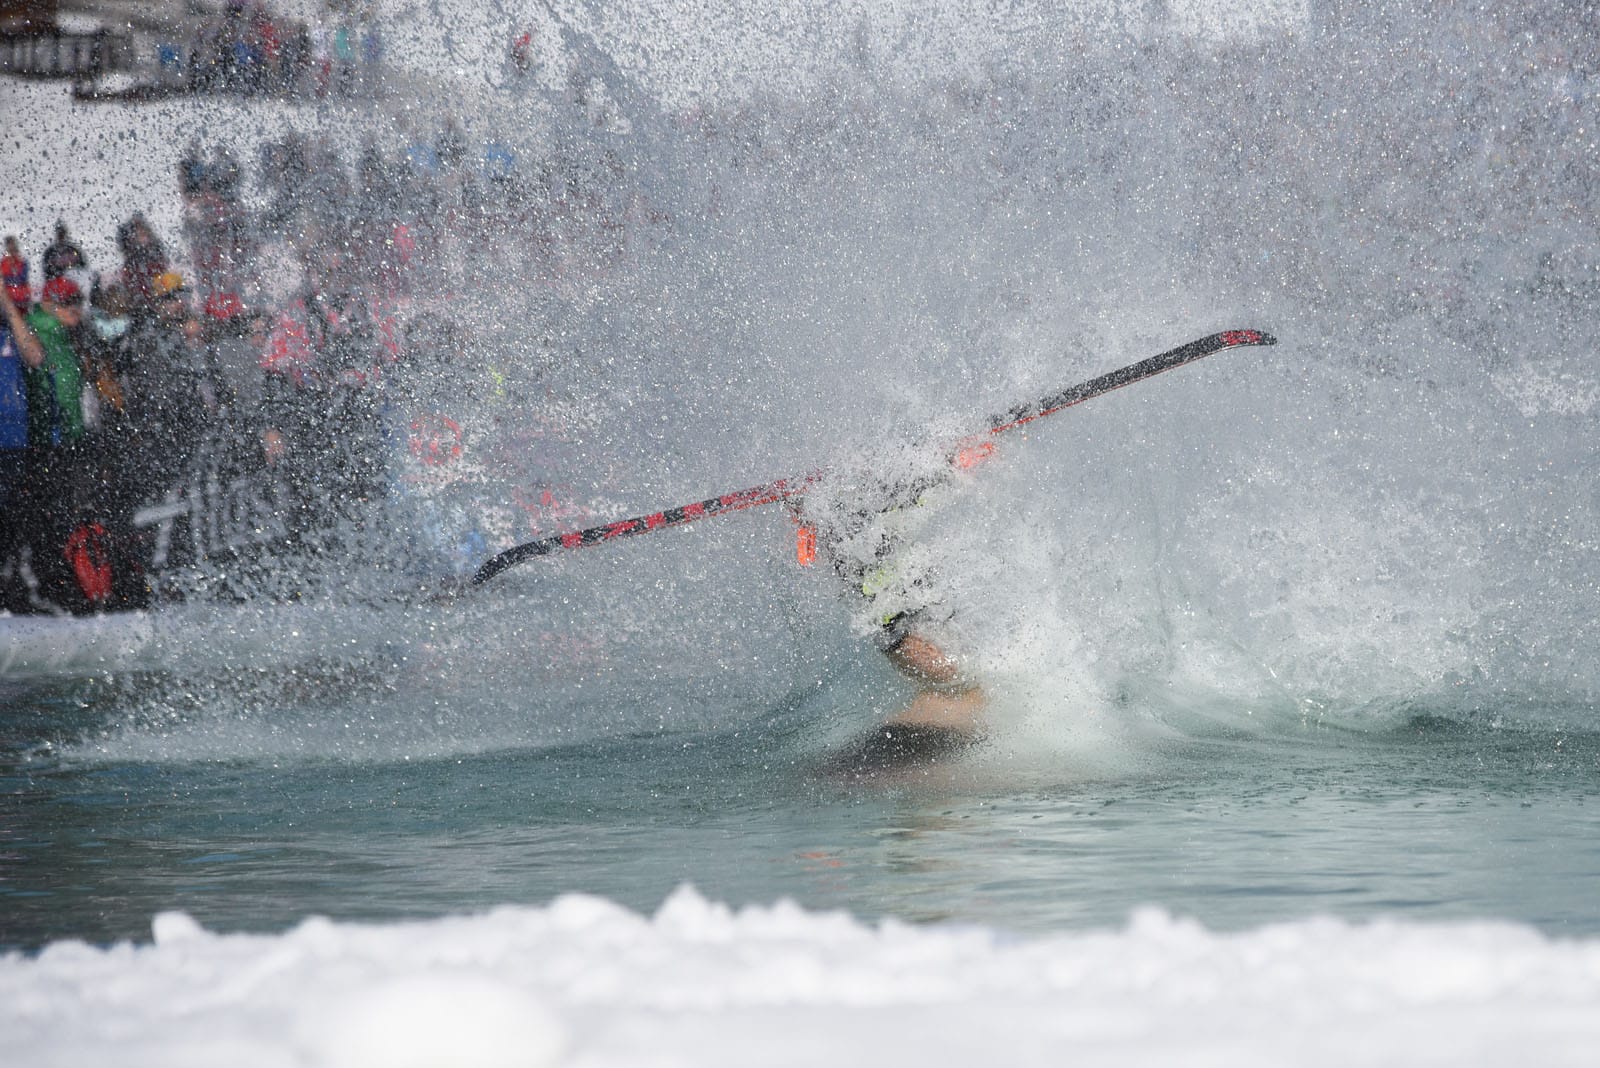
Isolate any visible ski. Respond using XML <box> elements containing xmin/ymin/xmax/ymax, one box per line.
<box><xmin>472</xmin><ymin>470</ymin><xmax>827</xmax><ymax>585</ymax></box>
<box><xmin>472</xmin><ymin>328</ymin><xmax>1276</xmax><ymax>585</ymax></box>
<box><xmin>984</xmin><ymin>329</ymin><xmax>1275</xmax><ymax>434</ymax></box>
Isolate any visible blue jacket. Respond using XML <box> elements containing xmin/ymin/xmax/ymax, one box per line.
<box><xmin>0</xmin><ymin>322</ymin><xmax>28</xmax><ymax>449</ymax></box>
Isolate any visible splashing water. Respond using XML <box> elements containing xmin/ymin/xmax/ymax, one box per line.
<box><xmin>3</xmin><ymin>0</ymin><xmax>1598</xmax><ymax>767</ymax></box>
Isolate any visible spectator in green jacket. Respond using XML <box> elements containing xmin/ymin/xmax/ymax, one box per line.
<box><xmin>24</xmin><ymin>276</ymin><xmax>87</xmax><ymax>447</ymax></box>
<box><xmin>13</xmin><ymin>276</ymin><xmax>93</xmax><ymax>609</ymax></box>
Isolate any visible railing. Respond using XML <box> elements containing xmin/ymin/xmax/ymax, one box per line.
<box><xmin>0</xmin><ymin>29</ymin><xmax>132</xmax><ymax>81</ymax></box>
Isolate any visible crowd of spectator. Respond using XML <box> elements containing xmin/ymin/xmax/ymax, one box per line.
<box><xmin>0</xmin><ymin>148</ymin><xmax>422</xmax><ymax>615</ymax></box>
<box><xmin>0</xmin><ymin>103</ymin><xmax>662</xmax><ymax>617</ymax></box>
<box><xmin>1</xmin><ymin>214</ymin><xmax>236</xmax><ymax>613</ymax></box>
<box><xmin>155</xmin><ymin>0</ymin><xmax>383</xmax><ymax>100</ymax></box>
<box><xmin>195</xmin><ymin>120</ymin><xmax>650</xmax><ymax>320</ymax></box>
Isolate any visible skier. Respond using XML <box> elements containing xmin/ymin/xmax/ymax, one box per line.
<box><xmin>797</xmin><ymin>446</ymin><xmax>992</xmax><ymax>772</ymax></box>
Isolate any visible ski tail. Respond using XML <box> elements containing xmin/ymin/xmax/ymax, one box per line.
<box><xmin>472</xmin><ymin>328</ymin><xmax>1276</xmax><ymax>587</ymax></box>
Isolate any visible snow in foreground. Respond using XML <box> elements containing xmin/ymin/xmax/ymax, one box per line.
<box><xmin>6</xmin><ymin>886</ymin><xmax>1600</xmax><ymax>1067</ymax></box>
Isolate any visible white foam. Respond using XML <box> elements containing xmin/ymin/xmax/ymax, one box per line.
<box><xmin>6</xmin><ymin>887</ymin><xmax>1599</xmax><ymax>1067</ymax></box>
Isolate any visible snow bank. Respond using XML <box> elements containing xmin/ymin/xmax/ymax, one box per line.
<box><xmin>6</xmin><ymin>887</ymin><xmax>1599</xmax><ymax>1067</ymax></box>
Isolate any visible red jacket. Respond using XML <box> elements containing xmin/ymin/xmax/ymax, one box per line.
<box><xmin>1</xmin><ymin>253</ymin><xmax>28</xmax><ymax>308</ymax></box>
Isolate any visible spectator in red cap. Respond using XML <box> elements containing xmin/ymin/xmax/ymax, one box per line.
<box><xmin>24</xmin><ymin>276</ymin><xmax>88</xmax><ymax>446</ymax></box>
<box><xmin>10</xmin><ymin>275</ymin><xmax>92</xmax><ymax>607</ymax></box>
<box><xmin>1</xmin><ymin>236</ymin><xmax>29</xmax><ymax>308</ymax></box>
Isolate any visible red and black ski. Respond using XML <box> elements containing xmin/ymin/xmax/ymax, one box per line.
<box><xmin>472</xmin><ymin>328</ymin><xmax>1276</xmax><ymax>585</ymax></box>
<box><xmin>472</xmin><ymin>471</ymin><xmax>828</xmax><ymax>585</ymax></box>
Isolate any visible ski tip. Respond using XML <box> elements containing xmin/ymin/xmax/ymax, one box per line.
<box><xmin>1220</xmin><ymin>328</ymin><xmax>1277</xmax><ymax>348</ymax></box>
<box><xmin>472</xmin><ymin>545</ymin><xmax>527</xmax><ymax>586</ymax></box>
